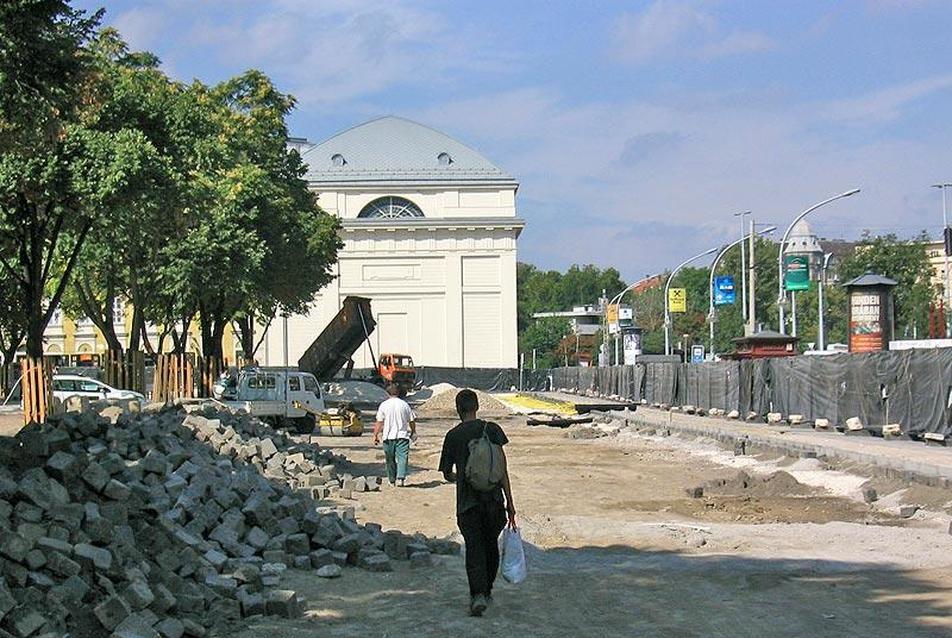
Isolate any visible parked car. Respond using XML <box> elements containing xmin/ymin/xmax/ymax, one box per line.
<box><xmin>52</xmin><ymin>375</ymin><xmax>145</xmax><ymax>402</ymax></box>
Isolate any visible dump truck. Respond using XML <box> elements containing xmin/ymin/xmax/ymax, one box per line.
<box><xmin>209</xmin><ymin>296</ymin><xmax>381</xmax><ymax>434</ymax></box>
<box><xmin>297</xmin><ymin>296</ymin><xmax>377</xmax><ymax>381</ymax></box>
<box><xmin>377</xmin><ymin>353</ymin><xmax>416</xmax><ymax>389</ymax></box>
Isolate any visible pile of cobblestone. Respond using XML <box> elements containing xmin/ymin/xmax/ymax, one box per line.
<box><xmin>0</xmin><ymin>401</ymin><xmax>459</xmax><ymax>637</ymax></box>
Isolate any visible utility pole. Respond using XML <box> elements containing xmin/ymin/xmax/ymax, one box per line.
<box><xmin>932</xmin><ymin>183</ymin><xmax>952</xmax><ymax>338</ymax></box>
<box><xmin>818</xmin><ymin>252</ymin><xmax>832</xmax><ymax>350</ymax></box>
<box><xmin>747</xmin><ymin>218</ymin><xmax>757</xmax><ymax>335</ymax></box>
<box><xmin>734</xmin><ymin>211</ymin><xmax>751</xmax><ymax>322</ymax></box>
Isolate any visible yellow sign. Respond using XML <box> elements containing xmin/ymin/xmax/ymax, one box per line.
<box><xmin>605</xmin><ymin>304</ymin><xmax>619</xmax><ymax>324</ymax></box>
<box><xmin>669</xmin><ymin>288</ymin><xmax>686</xmax><ymax>313</ymax></box>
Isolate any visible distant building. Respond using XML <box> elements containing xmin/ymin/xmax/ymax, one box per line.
<box><xmin>258</xmin><ymin>116</ymin><xmax>524</xmax><ymax>368</ymax></box>
<box><xmin>924</xmin><ymin>239</ymin><xmax>949</xmax><ymax>300</ymax></box>
<box><xmin>532</xmin><ymin>305</ymin><xmax>605</xmax><ymax>337</ymax></box>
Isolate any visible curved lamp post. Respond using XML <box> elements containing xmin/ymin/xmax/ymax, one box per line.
<box><xmin>777</xmin><ymin>188</ymin><xmax>860</xmax><ymax>334</ymax></box>
<box><xmin>605</xmin><ymin>274</ymin><xmax>662</xmax><ymax>365</ymax></box>
<box><xmin>665</xmin><ymin>248</ymin><xmax>718</xmax><ymax>355</ymax></box>
<box><xmin>708</xmin><ymin>226</ymin><xmax>776</xmax><ymax>354</ymax></box>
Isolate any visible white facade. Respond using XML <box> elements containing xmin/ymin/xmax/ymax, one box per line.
<box><xmin>258</xmin><ymin>117</ymin><xmax>523</xmax><ymax>368</ymax></box>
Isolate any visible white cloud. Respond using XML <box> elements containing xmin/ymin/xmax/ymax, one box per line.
<box><xmin>179</xmin><ymin>1</ymin><xmax>513</xmax><ymax>108</ymax></box>
<box><xmin>419</xmin><ymin>83</ymin><xmax>951</xmax><ymax>277</ymax></box>
<box><xmin>612</xmin><ymin>1</ymin><xmax>774</xmax><ymax>64</ymax></box>
<box><xmin>824</xmin><ymin>74</ymin><xmax>952</xmax><ymax>125</ymax></box>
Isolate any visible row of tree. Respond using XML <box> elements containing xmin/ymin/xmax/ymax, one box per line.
<box><xmin>519</xmin><ymin>233</ymin><xmax>938</xmax><ymax>363</ymax></box>
<box><xmin>0</xmin><ymin>2</ymin><xmax>341</xmax><ymax>370</ymax></box>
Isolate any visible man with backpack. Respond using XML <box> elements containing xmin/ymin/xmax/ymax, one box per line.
<box><xmin>438</xmin><ymin>389</ymin><xmax>516</xmax><ymax>617</ymax></box>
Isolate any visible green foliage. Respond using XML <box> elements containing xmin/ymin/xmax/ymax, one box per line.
<box><xmin>158</xmin><ymin>70</ymin><xmax>341</xmax><ymax>361</ymax></box>
<box><xmin>1</xmin><ymin>8</ymin><xmax>341</xmax><ymax>362</ymax></box>
<box><xmin>624</xmin><ymin>238</ymin><xmax>782</xmax><ymax>354</ymax></box>
<box><xmin>837</xmin><ymin>232</ymin><xmax>937</xmax><ymax>337</ymax></box>
<box><xmin>517</xmin><ymin>263</ymin><xmax>624</xmax><ymax>328</ymax></box>
<box><xmin>0</xmin><ymin>2</ymin><xmax>166</xmax><ymax>357</ymax></box>
<box><xmin>516</xmin><ymin>262</ymin><xmax>625</xmax><ymax>363</ymax></box>
<box><xmin>519</xmin><ymin>317</ymin><xmax>571</xmax><ymax>368</ymax></box>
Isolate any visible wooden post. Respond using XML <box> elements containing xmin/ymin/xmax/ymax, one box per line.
<box><xmin>20</xmin><ymin>357</ymin><xmax>51</xmax><ymax>425</ymax></box>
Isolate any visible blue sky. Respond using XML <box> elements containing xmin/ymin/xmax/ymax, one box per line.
<box><xmin>77</xmin><ymin>0</ymin><xmax>952</xmax><ymax>280</ymax></box>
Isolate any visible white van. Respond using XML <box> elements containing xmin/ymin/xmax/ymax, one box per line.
<box><xmin>219</xmin><ymin>368</ymin><xmax>326</xmax><ymax>432</ymax></box>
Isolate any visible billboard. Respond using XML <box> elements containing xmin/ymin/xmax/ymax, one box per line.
<box><xmin>622</xmin><ymin>326</ymin><xmax>643</xmax><ymax>365</ymax></box>
<box><xmin>849</xmin><ymin>291</ymin><xmax>883</xmax><ymax>352</ymax></box>
<box><xmin>668</xmin><ymin>288</ymin><xmax>686</xmax><ymax>313</ymax></box>
<box><xmin>784</xmin><ymin>255</ymin><xmax>810</xmax><ymax>291</ymax></box>
<box><xmin>713</xmin><ymin>275</ymin><xmax>736</xmax><ymax>305</ymax></box>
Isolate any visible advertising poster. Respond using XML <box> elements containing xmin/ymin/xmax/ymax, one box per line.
<box><xmin>849</xmin><ymin>291</ymin><xmax>883</xmax><ymax>352</ymax></box>
<box><xmin>622</xmin><ymin>326</ymin><xmax>642</xmax><ymax>365</ymax></box>
<box><xmin>713</xmin><ymin>275</ymin><xmax>736</xmax><ymax>305</ymax></box>
<box><xmin>784</xmin><ymin>255</ymin><xmax>810</xmax><ymax>291</ymax></box>
<box><xmin>669</xmin><ymin>288</ymin><xmax>686</xmax><ymax>313</ymax></box>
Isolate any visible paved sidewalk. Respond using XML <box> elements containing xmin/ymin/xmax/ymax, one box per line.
<box><xmin>607</xmin><ymin>406</ymin><xmax>952</xmax><ymax>486</ymax></box>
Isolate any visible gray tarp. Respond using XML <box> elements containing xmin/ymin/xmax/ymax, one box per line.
<box><xmin>545</xmin><ymin>348</ymin><xmax>952</xmax><ymax>437</ymax></box>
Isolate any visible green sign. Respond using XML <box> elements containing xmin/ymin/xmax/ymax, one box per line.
<box><xmin>784</xmin><ymin>255</ymin><xmax>810</xmax><ymax>291</ymax></box>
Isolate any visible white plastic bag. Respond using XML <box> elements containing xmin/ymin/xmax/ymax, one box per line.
<box><xmin>500</xmin><ymin>527</ymin><xmax>527</xmax><ymax>584</ymax></box>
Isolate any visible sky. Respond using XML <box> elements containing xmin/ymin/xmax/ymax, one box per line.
<box><xmin>75</xmin><ymin>0</ymin><xmax>952</xmax><ymax>281</ymax></box>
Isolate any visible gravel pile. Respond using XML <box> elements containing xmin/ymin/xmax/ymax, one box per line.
<box><xmin>0</xmin><ymin>399</ymin><xmax>459</xmax><ymax>637</ymax></box>
<box><xmin>323</xmin><ymin>381</ymin><xmax>389</xmax><ymax>406</ymax></box>
<box><xmin>416</xmin><ymin>388</ymin><xmax>512</xmax><ymax>419</ymax></box>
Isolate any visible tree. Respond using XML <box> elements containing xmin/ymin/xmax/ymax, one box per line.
<box><xmin>0</xmin><ymin>3</ymin><xmax>159</xmax><ymax>359</ymax></box>
<box><xmin>519</xmin><ymin>317</ymin><xmax>570</xmax><ymax>368</ymax></box>
<box><xmin>60</xmin><ymin>31</ymin><xmax>185</xmax><ymax>357</ymax></box>
<box><xmin>516</xmin><ymin>262</ymin><xmax>625</xmax><ymax>362</ymax></box>
<box><xmin>160</xmin><ymin>72</ymin><xmax>341</xmax><ymax>367</ymax></box>
<box><xmin>837</xmin><ymin>232</ymin><xmax>937</xmax><ymax>338</ymax></box>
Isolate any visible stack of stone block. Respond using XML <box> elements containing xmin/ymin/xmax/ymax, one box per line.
<box><xmin>0</xmin><ymin>402</ymin><xmax>459</xmax><ymax>638</ymax></box>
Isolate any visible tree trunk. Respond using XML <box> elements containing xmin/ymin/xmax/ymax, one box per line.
<box><xmin>235</xmin><ymin>314</ymin><xmax>255</xmax><ymax>363</ymax></box>
<box><xmin>128</xmin><ymin>304</ymin><xmax>143</xmax><ymax>352</ymax></box>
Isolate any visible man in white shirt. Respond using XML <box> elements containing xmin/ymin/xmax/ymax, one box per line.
<box><xmin>372</xmin><ymin>384</ymin><xmax>417</xmax><ymax>487</ymax></box>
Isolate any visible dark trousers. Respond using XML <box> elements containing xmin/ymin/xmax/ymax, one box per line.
<box><xmin>457</xmin><ymin>501</ymin><xmax>507</xmax><ymax>597</ymax></box>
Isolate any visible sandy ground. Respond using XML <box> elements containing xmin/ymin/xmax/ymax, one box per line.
<box><xmin>234</xmin><ymin>415</ymin><xmax>952</xmax><ymax>638</ymax></box>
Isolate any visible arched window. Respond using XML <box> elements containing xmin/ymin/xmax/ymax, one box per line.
<box><xmin>357</xmin><ymin>196</ymin><xmax>424</xmax><ymax>219</ymax></box>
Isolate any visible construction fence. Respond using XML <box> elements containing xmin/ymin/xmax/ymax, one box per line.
<box><xmin>548</xmin><ymin>349</ymin><xmax>952</xmax><ymax>438</ymax></box>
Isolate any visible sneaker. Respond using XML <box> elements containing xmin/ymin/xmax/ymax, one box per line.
<box><xmin>388</xmin><ymin>480</ymin><xmax>396</xmax><ymax>487</ymax></box>
<box><xmin>397</xmin><ymin>478</ymin><xmax>406</xmax><ymax>487</ymax></box>
<box><xmin>469</xmin><ymin>594</ymin><xmax>488</xmax><ymax>617</ymax></box>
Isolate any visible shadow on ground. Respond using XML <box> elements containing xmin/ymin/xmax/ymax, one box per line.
<box><xmin>234</xmin><ymin>541</ymin><xmax>952</xmax><ymax>638</ymax></box>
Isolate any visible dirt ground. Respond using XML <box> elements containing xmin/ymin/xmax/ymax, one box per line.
<box><xmin>235</xmin><ymin>415</ymin><xmax>952</xmax><ymax>638</ymax></box>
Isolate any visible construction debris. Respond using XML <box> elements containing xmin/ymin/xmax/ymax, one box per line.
<box><xmin>0</xmin><ymin>400</ymin><xmax>455</xmax><ymax>637</ymax></box>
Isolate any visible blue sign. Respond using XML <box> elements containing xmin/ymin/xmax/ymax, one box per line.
<box><xmin>714</xmin><ymin>275</ymin><xmax>736</xmax><ymax>306</ymax></box>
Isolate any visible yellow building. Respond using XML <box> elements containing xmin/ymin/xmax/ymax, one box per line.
<box><xmin>35</xmin><ymin>302</ymin><xmax>235</xmax><ymax>365</ymax></box>
<box><xmin>925</xmin><ymin>239</ymin><xmax>949</xmax><ymax>300</ymax></box>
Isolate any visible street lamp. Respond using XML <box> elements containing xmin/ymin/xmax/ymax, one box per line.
<box><xmin>708</xmin><ymin>226</ymin><xmax>776</xmax><ymax>354</ymax></box>
<box><xmin>932</xmin><ymin>183</ymin><xmax>952</xmax><ymax>338</ymax></box>
<box><xmin>777</xmin><ymin>188</ymin><xmax>860</xmax><ymax>334</ymax></box>
<box><xmin>665</xmin><ymin>247</ymin><xmax>719</xmax><ymax>355</ymax></box>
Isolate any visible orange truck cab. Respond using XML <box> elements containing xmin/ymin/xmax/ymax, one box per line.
<box><xmin>377</xmin><ymin>353</ymin><xmax>416</xmax><ymax>389</ymax></box>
